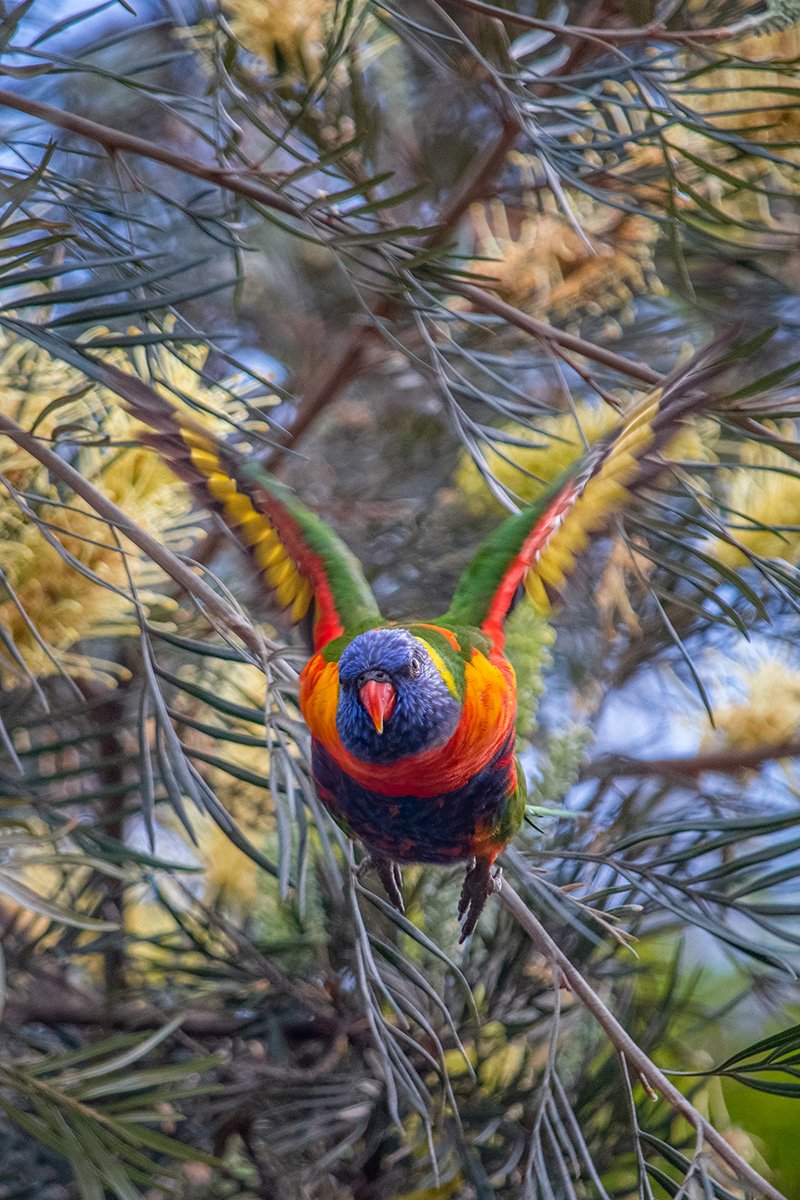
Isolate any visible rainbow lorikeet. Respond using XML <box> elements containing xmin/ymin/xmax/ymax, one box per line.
<box><xmin>126</xmin><ymin>352</ymin><xmax>718</xmax><ymax>938</ymax></box>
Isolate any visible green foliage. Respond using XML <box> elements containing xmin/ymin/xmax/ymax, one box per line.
<box><xmin>526</xmin><ymin>727</ymin><xmax>593</xmax><ymax>814</ymax></box>
<box><xmin>0</xmin><ymin>1022</ymin><xmax>220</xmax><ymax>1199</ymax></box>
<box><xmin>505</xmin><ymin>602</ymin><xmax>555</xmax><ymax>736</ymax></box>
<box><xmin>689</xmin><ymin>1025</ymin><xmax>800</xmax><ymax>1098</ymax></box>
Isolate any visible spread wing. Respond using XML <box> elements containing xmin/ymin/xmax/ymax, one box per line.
<box><xmin>121</xmin><ymin>381</ymin><xmax>381</xmax><ymax>651</ymax></box>
<box><xmin>442</xmin><ymin>343</ymin><xmax>728</xmax><ymax>653</ymax></box>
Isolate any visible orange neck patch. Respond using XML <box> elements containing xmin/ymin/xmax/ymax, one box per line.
<box><xmin>299</xmin><ymin>649</ymin><xmax>516</xmax><ymax>798</ymax></box>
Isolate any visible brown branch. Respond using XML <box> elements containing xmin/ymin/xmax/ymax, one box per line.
<box><xmin>584</xmin><ymin>740</ymin><xmax>800</xmax><ymax>780</ymax></box>
<box><xmin>442</xmin><ymin>0</ymin><xmax>754</xmax><ymax>44</ymax></box>
<box><xmin>443</xmin><ymin>277</ymin><xmax>663</xmax><ymax>386</ymax></box>
<box><xmin>0</xmin><ymin>88</ymin><xmax>308</xmax><ymax>222</ymax></box>
<box><xmin>0</xmin><ymin>405</ymin><xmax>267</xmax><ymax>659</ymax></box>
<box><xmin>266</xmin><ymin>320</ymin><xmax>384</xmax><ymax>470</ymax></box>
<box><xmin>1</xmin><ymin>994</ymin><xmax>253</xmax><ymax>1036</ymax></box>
<box><xmin>78</xmin><ymin>680</ymin><xmax>132</xmax><ymax>1009</ymax></box>
<box><xmin>499</xmin><ymin>879</ymin><xmax>787</xmax><ymax>1200</ymax></box>
<box><xmin>1</xmin><ymin>993</ymin><xmax>354</xmax><ymax>1050</ymax></box>
<box><xmin>430</xmin><ymin>109</ymin><xmax>523</xmax><ymax>248</ymax></box>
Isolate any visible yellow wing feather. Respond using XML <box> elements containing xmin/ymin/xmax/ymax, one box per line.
<box><xmin>528</xmin><ymin>393</ymin><xmax>661</xmax><ymax>611</ymax></box>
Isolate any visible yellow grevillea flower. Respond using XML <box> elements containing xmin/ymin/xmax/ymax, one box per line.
<box><xmin>665</xmin><ymin>23</ymin><xmax>800</xmax><ymax>233</ymax></box>
<box><xmin>395</xmin><ymin>1180</ymin><xmax>463</xmax><ymax>1200</ymax></box>
<box><xmin>688</xmin><ymin>23</ymin><xmax>800</xmax><ymax>144</ymax></box>
<box><xmin>455</xmin><ymin>396</ymin><xmax>715</xmax><ymax>519</ymax></box>
<box><xmin>595</xmin><ymin>534</ymin><xmax>653</xmax><ymax>639</ymax></box>
<box><xmin>441</xmin><ymin>1017</ymin><xmax>542</xmax><ymax>1096</ymax></box>
<box><xmin>224</xmin><ymin>0</ymin><xmax>334</xmax><ymax>74</ymax></box>
<box><xmin>465</xmin><ymin>191</ymin><xmax>663</xmax><ymax>327</ymax></box>
<box><xmin>702</xmin><ymin>654</ymin><xmax>800</xmax><ymax>753</ymax></box>
<box><xmin>713</xmin><ymin>424</ymin><xmax>800</xmax><ymax>567</ymax></box>
<box><xmin>173</xmin><ymin>657</ymin><xmax>276</xmax><ymax>907</ymax></box>
<box><xmin>455</xmin><ymin>402</ymin><xmax>619</xmax><ymax>519</ymax></box>
<box><xmin>0</xmin><ymin>326</ymin><xmax>253</xmax><ymax>685</ymax></box>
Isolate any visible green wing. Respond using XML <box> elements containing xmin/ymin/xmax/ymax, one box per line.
<box><xmin>443</xmin><ymin>344</ymin><xmax>728</xmax><ymax>654</ymax></box>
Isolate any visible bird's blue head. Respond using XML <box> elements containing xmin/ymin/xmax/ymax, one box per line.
<box><xmin>336</xmin><ymin>628</ymin><xmax>461</xmax><ymax>764</ymax></box>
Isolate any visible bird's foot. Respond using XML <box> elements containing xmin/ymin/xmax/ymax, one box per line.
<box><xmin>458</xmin><ymin>857</ymin><xmax>502</xmax><ymax>943</ymax></box>
<box><xmin>356</xmin><ymin>854</ymin><xmax>405</xmax><ymax>914</ymax></box>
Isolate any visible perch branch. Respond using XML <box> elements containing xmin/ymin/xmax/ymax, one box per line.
<box><xmin>499</xmin><ymin>879</ymin><xmax>787</xmax><ymax>1200</ymax></box>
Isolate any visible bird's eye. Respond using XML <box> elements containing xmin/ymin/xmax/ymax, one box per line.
<box><xmin>409</xmin><ymin>656</ymin><xmax>421</xmax><ymax>677</ymax></box>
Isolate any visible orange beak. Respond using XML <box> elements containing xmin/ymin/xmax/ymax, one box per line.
<box><xmin>359</xmin><ymin>680</ymin><xmax>396</xmax><ymax>734</ymax></box>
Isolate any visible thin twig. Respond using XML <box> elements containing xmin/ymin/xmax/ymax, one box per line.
<box><xmin>443</xmin><ymin>277</ymin><xmax>663</xmax><ymax>386</ymax></box>
<box><xmin>499</xmin><ymin>879</ymin><xmax>787</xmax><ymax>1200</ymax></box>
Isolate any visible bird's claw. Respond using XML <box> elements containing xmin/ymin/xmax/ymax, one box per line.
<box><xmin>357</xmin><ymin>854</ymin><xmax>405</xmax><ymax>914</ymax></box>
<box><xmin>458</xmin><ymin>858</ymin><xmax>502</xmax><ymax>942</ymax></box>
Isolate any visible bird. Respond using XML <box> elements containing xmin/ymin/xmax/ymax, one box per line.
<box><xmin>122</xmin><ymin>346</ymin><xmax>724</xmax><ymax>939</ymax></box>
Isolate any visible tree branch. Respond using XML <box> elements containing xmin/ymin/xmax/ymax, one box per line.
<box><xmin>442</xmin><ymin>0</ymin><xmax>758</xmax><ymax>44</ymax></box>
<box><xmin>0</xmin><ymin>88</ymin><xmax>308</xmax><ymax>222</ymax></box>
<box><xmin>1</xmin><ymin>993</ymin><xmax>252</xmax><ymax>1037</ymax></box>
<box><xmin>584</xmin><ymin>740</ymin><xmax>800</xmax><ymax>780</ymax></box>
<box><xmin>0</xmin><ymin>991</ymin><xmax>348</xmax><ymax>1042</ymax></box>
<box><xmin>499</xmin><ymin>879</ymin><xmax>787</xmax><ymax>1200</ymax></box>
<box><xmin>442</xmin><ymin>277</ymin><xmax>663</xmax><ymax>386</ymax></box>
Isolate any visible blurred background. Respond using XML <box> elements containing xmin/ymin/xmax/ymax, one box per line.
<box><xmin>2</xmin><ymin>1</ymin><xmax>800</xmax><ymax>1196</ymax></box>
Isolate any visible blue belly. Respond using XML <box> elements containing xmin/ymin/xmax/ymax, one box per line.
<box><xmin>311</xmin><ymin>735</ymin><xmax>517</xmax><ymax>864</ymax></box>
